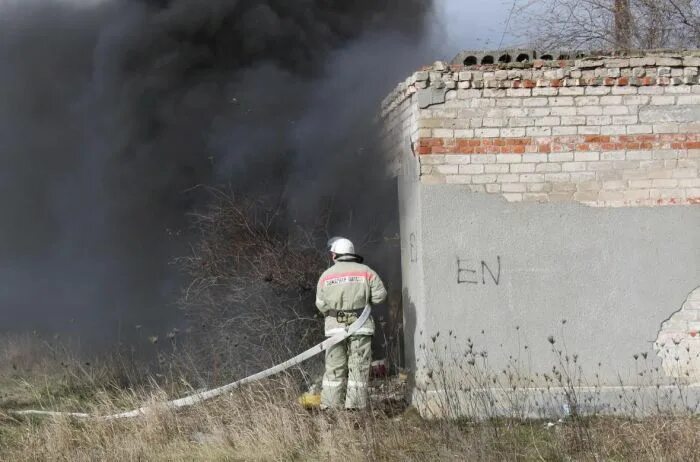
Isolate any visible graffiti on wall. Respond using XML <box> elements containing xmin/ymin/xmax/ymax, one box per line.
<box><xmin>409</xmin><ymin>233</ymin><xmax>418</xmax><ymax>263</ymax></box>
<box><xmin>457</xmin><ymin>256</ymin><xmax>501</xmax><ymax>285</ymax></box>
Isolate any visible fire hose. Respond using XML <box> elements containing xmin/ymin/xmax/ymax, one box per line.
<box><xmin>11</xmin><ymin>306</ymin><xmax>371</xmax><ymax>420</ymax></box>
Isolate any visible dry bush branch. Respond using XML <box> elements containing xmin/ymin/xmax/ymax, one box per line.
<box><xmin>175</xmin><ymin>188</ymin><xmax>330</xmax><ymax>384</ymax></box>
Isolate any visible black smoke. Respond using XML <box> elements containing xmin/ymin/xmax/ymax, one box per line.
<box><xmin>0</xmin><ymin>0</ymin><xmax>435</xmax><ymax>344</ymax></box>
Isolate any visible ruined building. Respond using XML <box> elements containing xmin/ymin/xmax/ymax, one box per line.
<box><xmin>382</xmin><ymin>51</ymin><xmax>700</xmax><ymax>416</ymax></box>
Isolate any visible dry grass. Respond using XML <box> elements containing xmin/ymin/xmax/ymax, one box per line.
<box><xmin>1</xmin><ymin>332</ymin><xmax>699</xmax><ymax>462</ymax></box>
<box><xmin>2</xmin><ymin>379</ymin><xmax>700</xmax><ymax>461</ymax></box>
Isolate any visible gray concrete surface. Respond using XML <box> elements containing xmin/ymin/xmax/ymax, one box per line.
<box><xmin>398</xmin><ymin>137</ymin><xmax>425</xmax><ymax>385</ymax></box>
<box><xmin>412</xmin><ymin>384</ymin><xmax>700</xmax><ymax>419</ymax></box>
<box><xmin>400</xmin><ymin>183</ymin><xmax>700</xmax><ymax>389</ymax></box>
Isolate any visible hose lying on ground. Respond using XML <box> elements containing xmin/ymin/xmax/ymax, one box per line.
<box><xmin>11</xmin><ymin>306</ymin><xmax>371</xmax><ymax>420</ymax></box>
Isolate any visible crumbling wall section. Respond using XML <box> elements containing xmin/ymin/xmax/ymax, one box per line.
<box><xmin>655</xmin><ymin>287</ymin><xmax>700</xmax><ymax>378</ymax></box>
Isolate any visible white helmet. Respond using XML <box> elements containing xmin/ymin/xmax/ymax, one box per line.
<box><xmin>328</xmin><ymin>237</ymin><xmax>355</xmax><ymax>255</ymax></box>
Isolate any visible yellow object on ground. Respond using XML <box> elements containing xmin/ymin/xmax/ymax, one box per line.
<box><xmin>298</xmin><ymin>392</ymin><xmax>321</xmax><ymax>409</ymax></box>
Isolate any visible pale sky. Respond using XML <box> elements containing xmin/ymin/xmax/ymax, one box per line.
<box><xmin>435</xmin><ymin>0</ymin><xmax>518</xmax><ymax>58</ymax></box>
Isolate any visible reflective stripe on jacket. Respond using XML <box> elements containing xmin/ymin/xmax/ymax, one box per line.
<box><xmin>315</xmin><ymin>257</ymin><xmax>387</xmax><ymax>337</ymax></box>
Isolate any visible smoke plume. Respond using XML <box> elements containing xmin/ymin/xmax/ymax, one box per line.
<box><xmin>0</xmin><ymin>0</ymin><xmax>435</xmax><ymax>344</ymax></box>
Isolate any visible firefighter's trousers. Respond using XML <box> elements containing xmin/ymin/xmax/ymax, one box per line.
<box><xmin>321</xmin><ymin>334</ymin><xmax>372</xmax><ymax>409</ymax></box>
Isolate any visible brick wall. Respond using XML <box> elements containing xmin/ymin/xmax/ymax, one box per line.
<box><xmin>656</xmin><ymin>287</ymin><xmax>700</xmax><ymax>378</ymax></box>
<box><xmin>382</xmin><ymin>53</ymin><xmax>700</xmax><ymax>207</ymax></box>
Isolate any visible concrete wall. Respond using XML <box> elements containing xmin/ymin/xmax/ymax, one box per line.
<box><xmin>418</xmin><ymin>189</ymin><xmax>699</xmax><ymax>383</ymax></box>
<box><xmin>383</xmin><ymin>88</ymin><xmax>424</xmax><ymax>379</ymax></box>
<box><xmin>382</xmin><ymin>51</ymin><xmax>700</xmax><ymax>416</ymax></box>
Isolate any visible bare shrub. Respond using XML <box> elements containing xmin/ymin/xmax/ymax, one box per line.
<box><xmin>412</xmin><ymin>321</ymin><xmax>699</xmax><ymax>456</ymax></box>
<box><xmin>175</xmin><ymin>188</ymin><xmax>329</xmax><ymax>385</ymax></box>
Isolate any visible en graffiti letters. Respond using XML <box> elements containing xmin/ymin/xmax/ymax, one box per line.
<box><xmin>457</xmin><ymin>256</ymin><xmax>501</xmax><ymax>286</ymax></box>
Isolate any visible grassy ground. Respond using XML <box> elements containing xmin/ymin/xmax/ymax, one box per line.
<box><xmin>1</xmin><ymin>334</ymin><xmax>700</xmax><ymax>461</ymax></box>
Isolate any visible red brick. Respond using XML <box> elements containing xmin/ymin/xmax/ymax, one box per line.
<box><xmin>418</xmin><ymin>134</ymin><xmax>700</xmax><ymax>155</ymax></box>
<box><xmin>456</xmin><ymin>140</ymin><xmax>473</xmax><ymax>150</ymax></box>
<box><xmin>638</xmin><ymin>135</ymin><xmax>659</xmax><ymax>142</ymax></box>
<box><xmin>419</xmin><ymin>138</ymin><xmax>443</xmax><ymax>147</ymax></box>
<box><xmin>510</xmin><ymin>138</ymin><xmax>532</xmax><ymax>145</ymax></box>
<box><xmin>585</xmin><ymin>135</ymin><xmax>611</xmax><ymax>143</ymax></box>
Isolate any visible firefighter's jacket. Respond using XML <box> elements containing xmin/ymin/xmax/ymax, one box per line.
<box><xmin>315</xmin><ymin>256</ymin><xmax>387</xmax><ymax>337</ymax></box>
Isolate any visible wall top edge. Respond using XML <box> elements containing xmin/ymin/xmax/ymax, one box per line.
<box><xmin>380</xmin><ymin>52</ymin><xmax>700</xmax><ymax>117</ymax></box>
<box><xmin>451</xmin><ymin>49</ymin><xmax>700</xmax><ymax>67</ymax></box>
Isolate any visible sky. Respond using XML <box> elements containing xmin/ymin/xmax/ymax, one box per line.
<box><xmin>434</xmin><ymin>0</ymin><xmax>518</xmax><ymax>59</ymax></box>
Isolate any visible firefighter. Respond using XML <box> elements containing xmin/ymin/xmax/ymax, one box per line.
<box><xmin>315</xmin><ymin>237</ymin><xmax>387</xmax><ymax>410</ymax></box>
